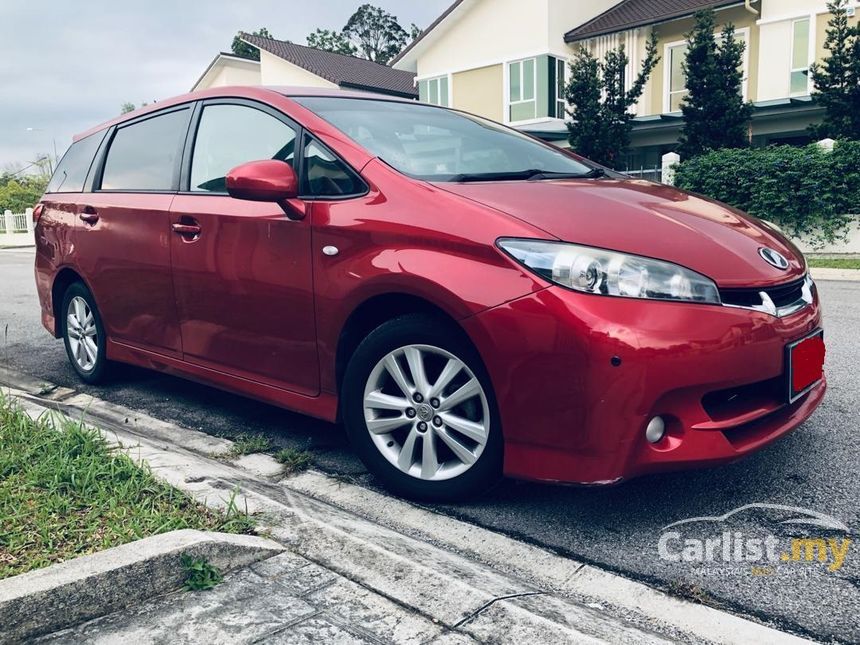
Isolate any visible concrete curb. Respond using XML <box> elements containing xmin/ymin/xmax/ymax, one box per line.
<box><xmin>0</xmin><ymin>529</ymin><xmax>284</xmax><ymax>642</ymax></box>
<box><xmin>809</xmin><ymin>267</ymin><xmax>860</xmax><ymax>282</ymax></box>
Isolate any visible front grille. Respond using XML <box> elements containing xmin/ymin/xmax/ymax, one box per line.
<box><xmin>720</xmin><ymin>277</ymin><xmax>806</xmax><ymax>309</ymax></box>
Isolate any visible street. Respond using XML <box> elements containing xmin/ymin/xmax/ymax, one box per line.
<box><xmin>1</xmin><ymin>247</ymin><xmax>858</xmax><ymax>642</ymax></box>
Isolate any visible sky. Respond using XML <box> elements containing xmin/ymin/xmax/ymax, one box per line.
<box><xmin>0</xmin><ymin>0</ymin><xmax>451</xmax><ymax>170</ymax></box>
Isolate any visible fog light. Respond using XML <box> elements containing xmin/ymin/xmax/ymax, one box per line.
<box><xmin>645</xmin><ymin>416</ymin><xmax>666</xmax><ymax>444</ymax></box>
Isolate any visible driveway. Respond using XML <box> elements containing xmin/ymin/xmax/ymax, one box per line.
<box><xmin>1</xmin><ymin>247</ymin><xmax>857</xmax><ymax>642</ymax></box>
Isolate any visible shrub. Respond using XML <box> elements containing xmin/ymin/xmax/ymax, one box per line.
<box><xmin>674</xmin><ymin>142</ymin><xmax>859</xmax><ymax>246</ymax></box>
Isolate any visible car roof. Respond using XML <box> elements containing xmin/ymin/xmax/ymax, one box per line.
<box><xmin>74</xmin><ymin>86</ymin><xmax>416</xmax><ymax>142</ymax></box>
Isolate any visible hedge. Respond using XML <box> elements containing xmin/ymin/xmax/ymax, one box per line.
<box><xmin>674</xmin><ymin>141</ymin><xmax>860</xmax><ymax>246</ymax></box>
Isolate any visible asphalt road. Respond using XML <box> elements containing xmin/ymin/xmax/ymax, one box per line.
<box><xmin>2</xmin><ymin>247</ymin><xmax>858</xmax><ymax>642</ymax></box>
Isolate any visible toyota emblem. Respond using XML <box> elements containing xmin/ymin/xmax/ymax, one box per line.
<box><xmin>759</xmin><ymin>247</ymin><xmax>789</xmax><ymax>270</ymax></box>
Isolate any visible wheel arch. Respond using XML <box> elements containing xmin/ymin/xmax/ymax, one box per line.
<box><xmin>334</xmin><ymin>292</ymin><xmax>472</xmax><ymax>402</ymax></box>
<box><xmin>51</xmin><ymin>267</ymin><xmax>91</xmax><ymax>336</ymax></box>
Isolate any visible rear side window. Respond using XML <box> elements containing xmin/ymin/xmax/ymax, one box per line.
<box><xmin>45</xmin><ymin>131</ymin><xmax>106</xmax><ymax>193</ymax></box>
<box><xmin>303</xmin><ymin>139</ymin><xmax>365</xmax><ymax>197</ymax></box>
<box><xmin>190</xmin><ymin>104</ymin><xmax>297</xmax><ymax>193</ymax></box>
<box><xmin>100</xmin><ymin>109</ymin><xmax>190</xmax><ymax>191</ymax></box>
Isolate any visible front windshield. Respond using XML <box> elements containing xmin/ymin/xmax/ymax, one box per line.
<box><xmin>292</xmin><ymin>97</ymin><xmax>592</xmax><ymax>182</ymax></box>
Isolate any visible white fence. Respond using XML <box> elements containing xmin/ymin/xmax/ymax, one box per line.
<box><xmin>0</xmin><ymin>209</ymin><xmax>35</xmax><ymax>246</ymax></box>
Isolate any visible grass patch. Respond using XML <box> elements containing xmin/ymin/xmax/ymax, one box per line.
<box><xmin>0</xmin><ymin>396</ymin><xmax>254</xmax><ymax>580</ymax></box>
<box><xmin>230</xmin><ymin>433</ymin><xmax>272</xmax><ymax>456</ymax></box>
<box><xmin>274</xmin><ymin>448</ymin><xmax>312</xmax><ymax>475</ymax></box>
<box><xmin>808</xmin><ymin>258</ymin><xmax>860</xmax><ymax>270</ymax></box>
<box><xmin>181</xmin><ymin>555</ymin><xmax>223</xmax><ymax>591</ymax></box>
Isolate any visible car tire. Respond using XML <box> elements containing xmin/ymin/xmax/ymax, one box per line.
<box><xmin>342</xmin><ymin>314</ymin><xmax>503</xmax><ymax>502</ymax></box>
<box><xmin>61</xmin><ymin>282</ymin><xmax>111</xmax><ymax>384</ymax></box>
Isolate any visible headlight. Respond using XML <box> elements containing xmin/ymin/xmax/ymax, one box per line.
<box><xmin>498</xmin><ymin>239</ymin><xmax>721</xmax><ymax>304</ymax></box>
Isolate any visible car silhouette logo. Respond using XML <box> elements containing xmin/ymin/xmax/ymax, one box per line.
<box><xmin>759</xmin><ymin>247</ymin><xmax>789</xmax><ymax>270</ymax></box>
<box><xmin>661</xmin><ymin>503</ymin><xmax>849</xmax><ymax>532</ymax></box>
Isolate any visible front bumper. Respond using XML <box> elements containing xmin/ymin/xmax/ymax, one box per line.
<box><xmin>462</xmin><ymin>284</ymin><xmax>825</xmax><ymax>484</ymax></box>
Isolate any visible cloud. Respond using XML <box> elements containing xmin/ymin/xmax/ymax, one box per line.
<box><xmin>0</xmin><ymin>0</ymin><xmax>450</xmax><ymax>168</ymax></box>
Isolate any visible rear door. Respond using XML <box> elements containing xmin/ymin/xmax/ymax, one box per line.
<box><xmin>168</xmin><ymin>100</ymin><xmax>319</xmax><ymax>394</ymax></box>
<box><xmin>74</xmin><ymin>106</ymin><xmax>191</xmax><ymax>357</ymax></box>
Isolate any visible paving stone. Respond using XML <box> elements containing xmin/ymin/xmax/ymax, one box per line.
<box><xmin>306</xmin><ymin>578</ymin><xmax>445</xmax><ymax>644</ymax></box>
<box><xmin>250</xmin><ymin>551</ymin><xmax>313</xmax><ymax>579</ymax></box>
<box><xmin>260</xmin><ymin>616</ymin><xmax>375</xmax><ymax>644</ymax></box>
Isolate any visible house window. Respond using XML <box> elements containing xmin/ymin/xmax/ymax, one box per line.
<box><xmin>555</xmin><ymin>58</ymin><xmax>567</xmax><ymax>119</ymax></box>
<box><xmin>420</xmin><ymin>76</ymin><xmax>449</xmax><ymax>107</ymax></box>
<box><xmin>664</xmin><ymin>29</ymin><xmax>749</xmax><ymax>113</ymax></box>
<box><xmin>791</xmin><ymin>18</ymin><xmax>811</xmax><ymax>95</ymax></box>
<box><xmin>667</xmin><ymin>43</ymin><xmax>688</xmax><ymax>112</ymax></box>
<box><xmin>508</xmin><ymin>57</ymin><xmax>537</xmax><ymax>122</ymax></box>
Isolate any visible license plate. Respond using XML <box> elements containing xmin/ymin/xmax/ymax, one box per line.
<box><xmin>786</xmin><ymin>330</ymin><xmax>825</xmax><ymax>403</ymax></box>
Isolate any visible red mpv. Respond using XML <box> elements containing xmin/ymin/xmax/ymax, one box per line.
<box><xmin>34</xmin><ymin>87</ymin><xmax>826</xmax><ymax>501</ymax></box>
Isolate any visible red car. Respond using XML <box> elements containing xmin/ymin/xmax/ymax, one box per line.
<box><xmin>34</xmin><ymin>87</ymin><xmax>826</xmax><ymax>501</ymax></box>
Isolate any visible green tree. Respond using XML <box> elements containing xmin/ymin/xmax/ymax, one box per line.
<box><xmin>306</xmin><ymin>28</ymin><xmax>357</xmax><ymax>56</ymax></box>
<box><xmin>409</xmin><ymin>23</ymin><xmax>422</xmax><ymax>41</ymax></box>
<box><xmin>231</xmin><ymin>27</ymin><xmax>273</xmax><ymax>61</ymax></box>
<box><xmin>0</xmin><ymin>173</ymin><xmax>49</xmax><ymax>212</ymax></box>
<box><xmin>343</xmin><ymin>4</ymin><xmax>408</xmax><ymax>64</ymax></box>
<box><xmin>809</xmin><ymin>0</ymin><xmax>860</xmax><ymax>139</ymax></box>
<box><xmin>565</xmin><ymin>31</ymin><xmax>659</xmax><ymax>168</ymax></box>
<box><xmin>677</xmin><ymin>10</ymin><xmax>752</xmax><ymax>158</ymax></box>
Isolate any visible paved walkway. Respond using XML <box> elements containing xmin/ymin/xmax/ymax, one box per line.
<box><xmin>40</xmin><ymin>551</ymin><xmax>463</xmax><ymax>645</ymax></box>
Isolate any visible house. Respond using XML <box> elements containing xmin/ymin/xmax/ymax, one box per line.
<box><xmin>393</xmin><ymin>0</ymin><xmax>859</xmax><ymax>170</ymax></box>
<box><xmin>565</xmin><ymin>0</ymin><xmax>859</xmax><ymax>170</ymax></box>
<box><xmin>193</xmin><ymin>34</ymin><xmax>417</xmax><ymax>99</ymax></box>
<box><xmin>391</xmin><ymin>0</ymin><xmax>621</xmax><ymax>124</ymax></box>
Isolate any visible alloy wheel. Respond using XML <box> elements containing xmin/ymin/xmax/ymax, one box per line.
<box><xmin>362</xmin><ymin>344</ymin><xmax>490</xmax><ymax>481</ymax></box>
<box><xmin>66</xmin><ymin>296</ymin><xmax>98</xmax><ymax>372</ymax></box>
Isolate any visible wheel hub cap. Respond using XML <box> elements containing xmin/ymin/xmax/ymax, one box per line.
<box><xmin>363</xmin><ymin>344</ymin><xmax>490</xmax><ymax>482</ymax></box>
<box><xmin>67</xmin><ymin>296</ymin><xmax>98</xmax><ymax>372</ymax></box>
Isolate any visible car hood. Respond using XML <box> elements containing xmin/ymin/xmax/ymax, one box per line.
<box><xmin>436</xmin><ymin>179</ymin><xmax>805</xmax><ymax>288</ymax></box>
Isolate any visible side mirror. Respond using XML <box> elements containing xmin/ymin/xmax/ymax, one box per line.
<box><xmin>225</xmin><ymin>159</ymin><xmax>299</xmax><ymax>204</ymax></box>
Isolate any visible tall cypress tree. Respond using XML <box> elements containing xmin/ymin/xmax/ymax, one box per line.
<box><xmin>566</xmin><ymin>32</ymin><xmax>659</xmax><ymax>168</ymax></box>
<box><xmin>810</xmin><ymin>0</ymin><xmax>860</xmax><ymax>139</ymax></box>
<box><xmin>678</xmin><ymin>10</ymin><xmax>752</xmax><ymax>158</ymax></box>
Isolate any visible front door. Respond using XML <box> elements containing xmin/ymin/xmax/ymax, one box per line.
<box><xmin>169</xmin><ymin>101</ymin><xmax>318</xmax><ymax>395</ymax></box>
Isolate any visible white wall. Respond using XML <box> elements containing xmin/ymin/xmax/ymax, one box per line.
<box><xmin>416</xmin><ymin>0</ymin><xmax>549</xmax><ymax>78</ymax></box>
<box><xmin>415</xmin><ymin>0</ymin><xmax>621</xmax><ymax>78</ymax></box>
<box><xmin>549</xmin><ymin>0</ymin><xmax>623</xmax><ymax>55</ymax></box>
<box><xmin>258</xmin><ymin>50</ymin><xmax>338</xmax><ymax>88</ymax></box>
<box><xmin>193</xmin><ymin>56</ymin><xmax>261</xmax><ymax>91</ymax></box>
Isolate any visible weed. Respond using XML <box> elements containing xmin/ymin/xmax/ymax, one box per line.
<box><xmin>230</xmin><ymin>433</ymin><xmax>271</xmax><ymax>456</ymax></box>
<box><xmin>181</xmin><ymin>555</ymin><xmax>223</xmax><ymax>591</ymax></box>
<box><xmin>274</xmin><ymin>448</ymin><xmax>312</xmax><ymax>475</ymax></box>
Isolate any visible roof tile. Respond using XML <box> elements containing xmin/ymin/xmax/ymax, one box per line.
<box><xmin>565</xmin><ymin>0</ymin><xmax>750</xmax><ymax>42</ymax></box>
<box><xmin>242</xmin><ymin>34</ymin><xmax>417</xmax><ymax>97</ymax></box>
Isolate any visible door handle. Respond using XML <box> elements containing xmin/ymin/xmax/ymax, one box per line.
<box><xmin>172</xmin><ymin>222</ymin><xmax>201</xmax><ymax>236</ymax></box>
<box><xmin>79</xmin><ymin>207</ymin><xmax>99</xmax><ymax>225</ymax></box>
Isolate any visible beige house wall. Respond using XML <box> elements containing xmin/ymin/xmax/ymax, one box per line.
<box><xmin>815</xmin><ymin>9</ymin><xmax>859</xmax><ymax>61</ymax></box>
<box><xmin>451</xmin><ymin>65</ymin><xmax>504</xmax><ymax>122</ymax></box>
<box><xmin>646</xmin><ymin>6</ymin><xmax>760</xmax><ymax>115</ymax></box>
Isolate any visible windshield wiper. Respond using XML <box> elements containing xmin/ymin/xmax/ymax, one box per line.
<box><xmin>527</xmin><ymin>168</ymin><xmax>606</xmax><ymax>180</ymax></box>
<box><xmin>448</xmin><ymin>168</ymin><xmax>606</xmax><ymax>183</ymax></box>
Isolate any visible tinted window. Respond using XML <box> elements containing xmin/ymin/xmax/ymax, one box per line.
<box><xmin>101</xmin><ymin>109</ymin><xmax>189</xmax><ymax>191</ymax></box>
<box><xmin>191</xmin><ymin>104</ymin><xmax>297</xmax><ymax>193</ymax></box>
<box><xmin>293</xmin><ymin>97</ymin><xmax>591</xmax><ymax>182</ymax></box>
<box><xmin>45</xmin><ymin>131</ymin><xmax>106</xmax><ymax>193</ymax></box>
<box><xmin>303</xmin><ymin>139</ymin><xmax>365</xmax><ymax>197</ymax></box>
